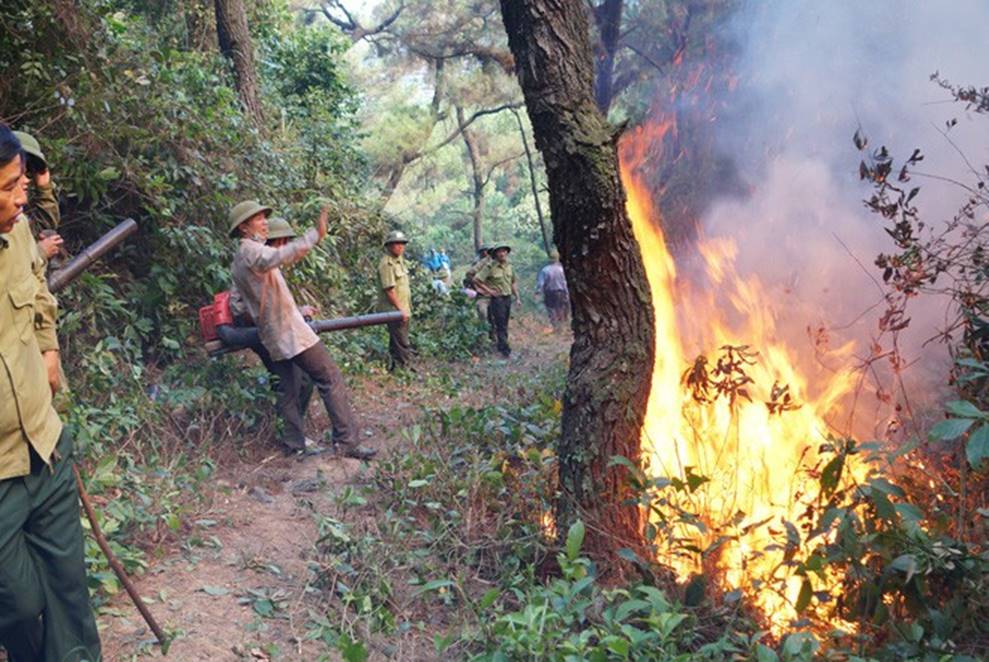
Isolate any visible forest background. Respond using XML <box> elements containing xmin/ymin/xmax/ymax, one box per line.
<box><xmin>4</xmin><ymin>0</ymin><xmax>989</xmax><ymax>659</ymax></box>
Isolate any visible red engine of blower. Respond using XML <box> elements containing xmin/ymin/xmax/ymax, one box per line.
<box><xmin>198</xmin><ymin>291</ymin><xmax>233</xmax><ymax>342</ymax></box>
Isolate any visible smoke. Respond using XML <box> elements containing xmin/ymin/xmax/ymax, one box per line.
<box><xmin>689</xmin><ymin>0</ymin><xmax>989</xmax><ymax>426</ymax></box>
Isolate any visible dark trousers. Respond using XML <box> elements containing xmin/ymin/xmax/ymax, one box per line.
<box><xmin>272</xmin><ymin>343</ymin><xmax>356</xmax><ymax>449</ymax></box>
<box><xmin>387</xmin><ymin>319</ymin><xmax>413</xmax><ymax>370</ymax></box>
<box><xmin>489</xmin><ymin>295</ymin><xmax>513</xmax><ymax>356</ymax></box>
<box><xmin>0</xmin><ymin>430</ymin><xmax>101</xmax><ymax>662</ymax></box>
<box><xmin>544</xmin><ymin>289</ymin><xmax>570</xmax><ymax>326</ymax></box>
<box><xmin>251</xmin><ymin>343</ymin><xmax>314</xmax><ymax>429</ymax></box>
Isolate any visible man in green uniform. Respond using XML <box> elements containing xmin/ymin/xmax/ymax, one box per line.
<box><xmin>474</xmin><ymin>242</ymin><xmax>520</xmax><ymax>358</ymax></box>
<box><xmin>13</xmin><ymin>131</ymin><xmax>63</xmax><ymax>261</ymax></box>
<box><xmin>377</xmin><ymin>230</ymin><xmax>413</xmax><ymax>371</ymax></box>
<box><xmin>0</xmin><ymin>125</ymin><xmax>101</xmax><ymax>661</ymax></box>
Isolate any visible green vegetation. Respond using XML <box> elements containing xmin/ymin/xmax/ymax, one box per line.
<box><xmin>3</xmin><ymin>1</ymin><xmax>989</xmax><ymax>660</ymax></box>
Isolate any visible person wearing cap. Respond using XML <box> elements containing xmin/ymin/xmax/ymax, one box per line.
<box><xmin>13</xmin><ymin>131</ymin><xmax>63</xmax><ymax>261</ymax></box>
<box><xmin>228</xmin><ymin>200</ymin><xmax>374</xmax><ymax>459</ymax></box>
<box><xmin>229</xmin><ymin>216</ymin><xmax>315</xmax><ymax>441</ymax></box>
<box><xmin>474</xmin><ymin>242</ymin><xmax>520</xmax><ymax>357</ymax></box>
<box><xmin>0</xmin><ymin>125</ymin><xmax>102</xmax><ymax>661</ymax></box>
<box><xmin>377</xmin><ymin>230</ymin><xmax>414</xmax><ymax>371</ymax></box>
<box><xmin>536</xmin><ymin>248</ymin><xmax>569</xmax><ymax>330</ymax></box>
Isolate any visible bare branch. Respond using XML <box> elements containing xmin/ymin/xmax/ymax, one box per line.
<box><xmin>417</xmin><ymin>101</ymin><xmax>524</xmax><ymax>159</ymax></box>
<box><xmin>319</xmin><ymin>1</ymin><xmax>406</xmax><ymax>43</ymax></box>
<box><xmin>482</xmin><ymin>151</ymin><xmax>525</xmax><ymax>188</ymax></box>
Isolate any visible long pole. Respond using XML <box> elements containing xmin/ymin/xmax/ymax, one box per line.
<box><xmin>74</xmin><ymin>466</ymin><xmax>170</xmax><ymax>652</ymax></box>
<box><xmin>46</xmin><ymin>219</ymin><xmax>169</xmax><ymax>652</ymax></box>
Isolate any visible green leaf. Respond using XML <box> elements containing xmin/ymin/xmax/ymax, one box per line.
<box><xmin>945</xmin><ymin>400</ymin><xmax>985</xmax><ymax>419</ymax></box>
<box><xmin>200</xmin><ymin>585</ymin><xmax>229</xmax><ymax>596</ymax></box>
<box><xmin>820</xmin><ymin>454</ymin><xmax>844</xmax><ymax>496</ymax></box>
<box><xmin>755</xmin><ymin>643</ymin><xmax>779</xmax><ymax>662</ymax></box>
<box><xmin>966</xmin><ymin>423</ymin><xmax>989</xmax><ymax>468</ymax></box>
<box><xmin>891</xmin><ymin>554</ymin><xmax>918</xmax><ymax>583</ymax></box>
<box><xmin>895</xmin><ymin>502</ymin><xmax>924</xmax><ymax>524</ymax></box>
<box><xmin>478</xmin><ymin>588</ymin><xmax>500</xmax><ymax>610</ymax></box>
<box><xmin>414</xmin><ymin>578</ymin><xmax>454</xmax><ymax>595</ymax></box>
<box><xmin>253</xmin><ymin>598</ymin><xmax>274</xmax><ymax>617</ymax></box>
<box><xmin>929</xmin><ymin>418</ymin><xmax>974</xmax><ymax>441</ymax></box>
<box><xmin>97</xmin><ymin>167</ymin><xmax>120</xmax><ymax>181</ymax></box>
<box><xmin>795</xmin><ymin>578</ymin><xmax>813</xmax><ymax>613</ymax></box>
<box><xmin>565</xmin><ymin>520</ymin><xmax>585</xmax><ymax>561</ymax></box>
<box><xmin>336</xmin><ymin>635</ymin><xmax>368</xmax><ymax>662</ymax></box>
<box><xmin>408</xmin><ymin>479</ymin><xmax>430</xmax><ymax>488</ymax></box>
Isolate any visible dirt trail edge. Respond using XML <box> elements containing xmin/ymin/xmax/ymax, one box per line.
<box><xmin>99</xmin><ymin>316</ymin><xmax>567</xmax><ymax>661</ymax></box>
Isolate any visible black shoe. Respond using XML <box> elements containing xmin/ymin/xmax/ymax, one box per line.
<box><xmin>335</xmin><ymin>444</ymin><xmax>377</xmax><ymax>460</ymax></box>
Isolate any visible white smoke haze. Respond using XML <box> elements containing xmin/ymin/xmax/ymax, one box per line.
<box><xmin>686</xmin><ymin>0</ymin><xmax>989</xmax><ymax>432</ymax></box>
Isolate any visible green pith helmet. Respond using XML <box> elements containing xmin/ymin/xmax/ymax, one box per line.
<box><xmin>490</xmin><ymin>241</ymin><xmax>511</xmax><ymax>254</ymax></box>
<box><xmin>227</xmin><ymin>200</ymin><xmax>272</xmax><ymax>238</ymax></box>
<box><xmin>549</xmin><ymin>249</ymin><xmax>560</xmax><ymax>261</ymax></box>
<box><xmin>383</xmin><ymin>229</ymin><xmax>409</xmax><ymax>246</ymax></box>
<box><xmin>266</xmin><ymin>216</ymin><xmax>296</xmax><ymax>240</ymax></box>
<box><xmin>13</xmin><ymin>131</ymin><xmax>47</xmax><ymax>171</ymax></box>
<box><xmin>477</xmin><ymin>245</ymin><xmax>489</xmax><ymax>255</ymax></box>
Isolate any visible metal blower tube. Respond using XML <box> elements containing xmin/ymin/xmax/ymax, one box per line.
<box><xmin>47</xmin><ymin>218</ymin><xmax>138</xmax><ymax>294</ymax></box>
<box><xmin>207</xmin><ymin>310</ymin><xmax>404</xmax><ymax>356</ymax></box>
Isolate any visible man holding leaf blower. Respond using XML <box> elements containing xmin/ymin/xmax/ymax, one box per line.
<box><xmin>228</xmin><ymin>200</ymin><xmax>376</xmax><ymax>459</ymax></box>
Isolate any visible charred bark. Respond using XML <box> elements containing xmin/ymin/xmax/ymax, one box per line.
<box><xmin>592</xmin><ymin>0</ymin><xmax>624</xmax><ymax>114</ymax></box>
<box><xmin>214</xmin><ymin>0</ymin><xmax>263</xmax><ymax>126</ymax></box>
<box><xmin>500</xmin><ymin>0</ymin><xmax>655</xmax><ymax>567</ymax></box>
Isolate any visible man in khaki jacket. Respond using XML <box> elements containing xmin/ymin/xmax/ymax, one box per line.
<box><xmin>0</xmin><ymin>125</ymin><xmax>101</xmax><ymax>661</ymax></box>
<box><xmin>474</xmin><ymin>242</ymin><xmax>520</xmax><ymax>358</ymax></box>
<box><xmin>377</xmin><ymin>230</ymin><xmax>413</xmax><ymax>371</ymax></box>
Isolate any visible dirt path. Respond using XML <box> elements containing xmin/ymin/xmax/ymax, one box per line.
<box><xmin>99</xmin><ymin>315</ymin><xmax>568</xmax><ymax>661</ymax></box>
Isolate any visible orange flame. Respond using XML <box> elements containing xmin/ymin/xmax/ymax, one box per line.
<box><xmin>620</xmin><ymin>121</ymin><xmax>863</xmax><ymax>630</ymax></box>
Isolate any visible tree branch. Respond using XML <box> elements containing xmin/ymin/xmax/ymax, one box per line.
<box><xmin>319</xmin><ymin>1</ymin><xmax>406</xmax><ymax>43</ymax></box>
<box><xmin>417</xmin><ymin>101</ymin><xmax>524</xmax><ymax>159</ymax></box>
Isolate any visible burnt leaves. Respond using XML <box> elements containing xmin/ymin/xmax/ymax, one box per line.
<box><xmin>683</xmin><ymin>346</ymin><xmax>801</xmax><ymax>415</ymax></box>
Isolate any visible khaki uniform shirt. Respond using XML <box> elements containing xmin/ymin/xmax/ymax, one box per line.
<box><xmin>29</xmin><ymin>181</ymin><xmax>60</xmax><ymax>231</ymax></box>
<box><xmin>476</xmin><ymin>260</ymin><xmax>516</xmax><ymax>297</ymax></box>
<box><xmin>231</xmin><ymin>229</ymin><xmax>320</xmax><ymax>362</ymax></box>
<box><xmin>0</xmin><ymin>215</ymin><xmax>62</xmax><ymax>479</ymax></box>
<box><xmin>377</xmin><ymin>253</ymin><xmax>411</xmax><ymax>313</ymax></box>
<box><xmin>465</xmin><ymin>256</ymin><xmax>490</xmax><ymax>282</ymax></box>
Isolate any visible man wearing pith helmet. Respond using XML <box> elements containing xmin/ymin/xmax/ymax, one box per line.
<box><xmin>13</xmin><ymin>130</ymin><xmax>63</xmax><ymax>261</ymax></box>
<box><xmin>377</xmin><ymin>229</ymin><xmax>413</xmax><ymax>371</ymax></box>
<box><xmin>227</xmin><ymin>200</ymin><xmax>374</xmax><ymax>459</ymax></box>
<box><xmin>474</xmin><ymin>241</ymin><xmax>520</xmax><ymax>358</ymax></box>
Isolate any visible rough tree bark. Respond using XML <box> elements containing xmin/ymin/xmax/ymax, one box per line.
<box><xmin>214</xmin><ymin>0</ymin><xmax>263</xmax><ymax>126</ymax></box>
<box><xmin>500</xmin><ymin>0</ymin><xmax>655</xmax><ymax>565</ymax></box>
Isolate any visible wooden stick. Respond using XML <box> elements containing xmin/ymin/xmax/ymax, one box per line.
<box><xmin>73</xmin><ymin>466</ymin><xmax>171</xmax><ymax>654</ymax></box>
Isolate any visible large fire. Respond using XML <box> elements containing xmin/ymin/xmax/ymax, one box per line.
<box><xmin>620</xmin><ymin>120</ymin><xmax>865</xmax><ymax>629</ymax></box>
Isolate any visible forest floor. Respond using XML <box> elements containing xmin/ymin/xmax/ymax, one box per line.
<box><xmin>98</xmin><ymin>313</ymin><xmax>569</xmax><ymax>661</ymax></box>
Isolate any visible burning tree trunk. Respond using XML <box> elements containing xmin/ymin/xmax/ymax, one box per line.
<box><xmin>592</xmin><ymin>0</ymin><xmax>624</xmax><ymax>113</ymax></box>
<box><xmin>214</xmin><ymin>0</ymin><xmax>263</xmax><ymax>126</ymax></box>
<box><xmin>500</xmin><ymin>0</ymin><xmax>655</xmax><ymax>565</ymax></box>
